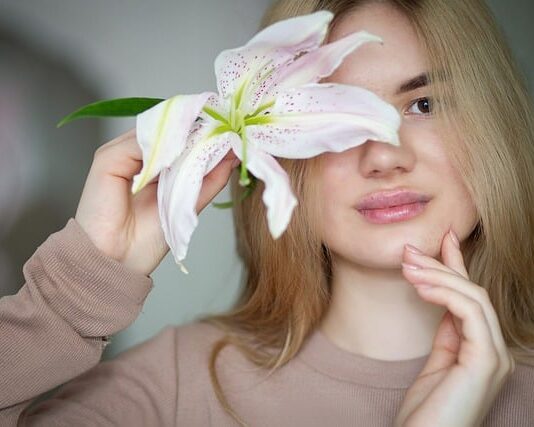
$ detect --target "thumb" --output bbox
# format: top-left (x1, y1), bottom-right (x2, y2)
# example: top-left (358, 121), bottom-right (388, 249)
top-left (195, 155), bottom-right (239, 214)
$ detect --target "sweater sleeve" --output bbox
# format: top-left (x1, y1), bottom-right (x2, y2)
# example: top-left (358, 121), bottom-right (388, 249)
top-left (0, 218), bottom-right (155, 424)
top-left (19, 325), bottom-right (178, 427)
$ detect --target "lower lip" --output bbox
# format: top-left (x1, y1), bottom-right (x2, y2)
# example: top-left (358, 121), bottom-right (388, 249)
top-left (357, 201), bottom-right (429, 224)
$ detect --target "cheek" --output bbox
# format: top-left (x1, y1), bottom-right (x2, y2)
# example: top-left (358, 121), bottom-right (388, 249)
top-left (414, 146), bottom-right (479, 248)
top-left (318, 155), bottom-right (350, 202)
top-left (433, 142), bottom-right (478, 215)
top-left (317, 163), bottom-right (353, 240)
top-left (447, 170), bottom-right (479, 228)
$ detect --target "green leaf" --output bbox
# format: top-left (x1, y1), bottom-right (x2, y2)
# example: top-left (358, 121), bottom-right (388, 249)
top-left (57, 97), bottom-right (165, 128)
top-left (211, 200), bottom-right (235, 209)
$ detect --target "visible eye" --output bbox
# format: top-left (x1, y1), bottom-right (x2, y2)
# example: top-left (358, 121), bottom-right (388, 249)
top-left (406, 97), bottom-right (434, 116)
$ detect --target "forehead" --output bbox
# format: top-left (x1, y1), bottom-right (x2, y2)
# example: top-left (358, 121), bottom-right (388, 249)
top-left (324, 3), bottom-right (429, 98)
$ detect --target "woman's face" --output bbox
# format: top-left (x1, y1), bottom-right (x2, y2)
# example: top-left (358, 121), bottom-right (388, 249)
top-left (318, 2), bottom-right (479, 268)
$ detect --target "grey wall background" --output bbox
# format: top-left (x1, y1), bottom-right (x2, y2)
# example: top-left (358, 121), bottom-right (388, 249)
top-left (0, 0), bottom-right (273, 360)
top-left (0, 0), bottom-right (532, 361)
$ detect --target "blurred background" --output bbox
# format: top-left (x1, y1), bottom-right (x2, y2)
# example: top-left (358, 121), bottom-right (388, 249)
top-left (0, 0), bottom-right (533, 362)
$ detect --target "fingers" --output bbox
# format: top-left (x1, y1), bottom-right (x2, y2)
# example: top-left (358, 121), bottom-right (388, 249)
top-left (95, 128), bottom-right (140, 160)
top-left (415, 282), bottom-right (513, 379)
top-left (404, 259), bottom-right (509, 361)
top-left (403, 256), bottom-right (478, 305)
top-left (221, 148), bottom-right (239, 162)
top-left (100, 127), bottom-right (137, 149)
top-left (404, 230), bottom-right (468, 280)
top-left (441, 229), bottom-right (470, 278)
top-left (195, 154), bottom-right (240, 213)
top-left (404, 245), bottom-right (465, 279)
top-left (92, 129), bottom-right (145, 184)
top-left (402, 229), bottom-right (514, 377)
top-left (403, 267), bottom-right (496, 353)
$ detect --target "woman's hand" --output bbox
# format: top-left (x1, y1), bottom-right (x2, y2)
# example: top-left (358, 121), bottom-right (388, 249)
top-left (75, 128), bottom-right (240, 277)
top-left (394, 228), bottom-right (516, 427)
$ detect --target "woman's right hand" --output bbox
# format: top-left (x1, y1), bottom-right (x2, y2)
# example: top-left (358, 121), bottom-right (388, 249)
top-left (74, 128), bottom-right (240, 277)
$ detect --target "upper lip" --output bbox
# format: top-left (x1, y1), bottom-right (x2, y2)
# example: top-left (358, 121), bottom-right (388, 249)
top-left (355, 188), bottom-right (432, 210)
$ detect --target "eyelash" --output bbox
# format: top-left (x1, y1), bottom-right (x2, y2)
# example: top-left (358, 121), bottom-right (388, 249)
top-left (405, 96), bottom-right (434, 117)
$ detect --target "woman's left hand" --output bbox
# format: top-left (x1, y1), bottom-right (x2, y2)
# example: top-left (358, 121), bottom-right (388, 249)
top-left (394, 228), bottom-right (516, 427)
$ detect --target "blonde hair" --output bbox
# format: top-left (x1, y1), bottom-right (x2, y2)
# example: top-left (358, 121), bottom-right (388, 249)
top-left (197, 0), bottom-right (534, 424)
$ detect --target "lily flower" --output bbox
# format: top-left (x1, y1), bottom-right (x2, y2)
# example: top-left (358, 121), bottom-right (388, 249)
top-left (131, 10), bottom-right (401, 274)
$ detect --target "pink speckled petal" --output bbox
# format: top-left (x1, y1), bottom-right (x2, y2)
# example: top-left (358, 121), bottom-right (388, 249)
top-left (247, 30), bottom-right (382, 111)
top-left (230, 138), bottom-right (298, 239)
top-left (132, 91), bottom-right (216, 194)
top-left (245, 82), bottom-right (401, 159)
top-left (202, 92), bottom-right (230, 119)
top-left (157, 119), bottom-right (237, 269)
top-left (214, 11), bottom-right (333, 107)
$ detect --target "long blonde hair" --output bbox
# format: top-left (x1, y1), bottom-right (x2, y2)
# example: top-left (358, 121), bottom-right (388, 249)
top-left (197, 0), bottom-right (534, 424)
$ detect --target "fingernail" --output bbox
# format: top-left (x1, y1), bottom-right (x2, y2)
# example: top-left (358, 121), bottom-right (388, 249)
top-left (402, 262), bottom-right (421, 270)
top-left (405, 244), bottom-right (423, 254)
top-left (231, 159), bottom-right (240, 168)
top-left (449, 228), bottom-right (460, 248)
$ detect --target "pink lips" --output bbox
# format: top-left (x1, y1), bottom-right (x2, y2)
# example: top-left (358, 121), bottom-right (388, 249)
top-left (355, 189), bottom-right (431, 210)
top-left (355, 189), bottom-right (432, 224)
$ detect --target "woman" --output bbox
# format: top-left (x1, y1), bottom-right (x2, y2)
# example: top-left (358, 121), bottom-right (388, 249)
top-left (1, 0), bottom-right (533, 425)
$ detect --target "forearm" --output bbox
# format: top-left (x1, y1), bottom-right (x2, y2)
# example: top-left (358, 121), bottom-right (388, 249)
top-left (0, 218), bottom-right (153, 423)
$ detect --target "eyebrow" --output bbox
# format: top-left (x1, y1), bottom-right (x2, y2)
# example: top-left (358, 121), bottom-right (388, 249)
top-left (395, 72), bottom-right (430, 95)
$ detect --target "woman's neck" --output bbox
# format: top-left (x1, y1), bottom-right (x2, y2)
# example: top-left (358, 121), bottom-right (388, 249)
top-left (319, 256), bottom-right (446, 361)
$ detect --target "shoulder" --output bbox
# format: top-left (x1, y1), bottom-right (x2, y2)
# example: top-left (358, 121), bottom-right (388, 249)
top-left (506, 362), bottom-right (534, 392)
top-left (172, 320), bottom-right (271, 375)
top-left (174, 320), bottom-right (228, 354)
top-left (486, 362), bottom-right (534, 424)
top-left (172, 320), bottom-right (235, 373)
top-left (172, 321), bottom-right (245, 403)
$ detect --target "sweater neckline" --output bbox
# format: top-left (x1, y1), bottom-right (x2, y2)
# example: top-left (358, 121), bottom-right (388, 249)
top-left (296, 327), bottom-right (431, 389)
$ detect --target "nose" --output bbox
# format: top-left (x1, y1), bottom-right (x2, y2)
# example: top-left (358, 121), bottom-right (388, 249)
top-left (358, 138), bottom-right (414, 178)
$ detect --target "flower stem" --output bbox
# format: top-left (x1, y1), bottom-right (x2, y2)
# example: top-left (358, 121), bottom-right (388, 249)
top-left (238, 130), bottom-right (250, 186)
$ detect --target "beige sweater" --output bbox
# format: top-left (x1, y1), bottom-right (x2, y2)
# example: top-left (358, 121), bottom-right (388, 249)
top-left (1, 218), bottom-right (533, 426)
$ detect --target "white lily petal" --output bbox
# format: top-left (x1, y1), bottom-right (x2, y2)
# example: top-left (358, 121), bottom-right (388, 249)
top-left (245, 82), bottom-right (401, 159)
top-left (157, 119), bottom-right (238, 269)
top-left (214, 11), bottom-right (333, 104)
top-left (246, 10), bottom-right (332, 48)
top-left (132, 91), bottom-right (216, 195)
top-left (247, 30), bottom-right (383, 111)
top-left (230, 138), bottom-right (298, 239)
top-left (201, 93), bottom-right (230, 122)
